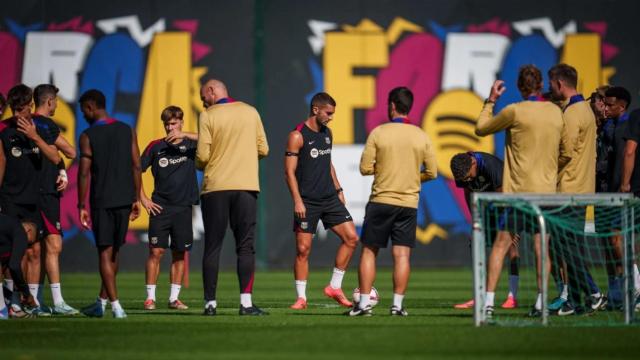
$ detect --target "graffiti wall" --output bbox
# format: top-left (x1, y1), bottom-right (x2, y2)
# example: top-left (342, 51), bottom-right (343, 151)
top-left (2, 0), bottom-right (639, 270)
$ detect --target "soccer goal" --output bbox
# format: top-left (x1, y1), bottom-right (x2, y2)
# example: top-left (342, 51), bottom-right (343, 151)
top-left (472, 193), bottom-right (639, 326)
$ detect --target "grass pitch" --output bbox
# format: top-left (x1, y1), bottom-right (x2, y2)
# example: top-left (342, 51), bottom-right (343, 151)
top-left (1, 268), bottom-right (640, 359)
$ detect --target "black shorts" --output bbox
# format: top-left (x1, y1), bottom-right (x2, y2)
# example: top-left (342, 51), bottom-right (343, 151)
top-left (91, 205), bottom-right (131, 248)
top-left (0, 200), bottom-right (42, 238)
top-left (39, 194), bottom-right (62, 237)
top-left (293, 196), bottom-right (352, 234)
top-left (148, 205), bottom-right (193, 251)
top-left (360, 202), bottom-right (417, 248)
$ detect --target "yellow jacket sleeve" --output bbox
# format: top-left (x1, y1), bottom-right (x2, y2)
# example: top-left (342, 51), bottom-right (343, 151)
top-left (475, 103), bottom-right (516, 136)
top-left (196, 111), bottom-right (211, 170)
top-left (360, 130), bottom-right (377, 175)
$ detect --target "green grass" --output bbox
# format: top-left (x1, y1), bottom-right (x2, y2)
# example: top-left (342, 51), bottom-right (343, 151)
top-left (1, 269), bottom-right (640, 359)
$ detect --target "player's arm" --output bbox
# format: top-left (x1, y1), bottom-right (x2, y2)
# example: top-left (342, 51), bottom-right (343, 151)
top-left (54, 134), bottom-right (76, 159)
top-left (330, 163), bottom-right (346, 205)
top-left (621, 139), bottom-right (637, 192)
top-left (285, 131), bottom-right (305, 219)
top-left (130, 128), bottom-right (142, 221)
top-left (475, 80), bottom-right (514, 137)
top-left (16, 116), bottom-right (61, 164)
top-left (196, 112), bottom-right (211, 170)
top-left (256, 114), bottom-right (269, 159)
top-left (0, 139), bottom-right (5, 188)
top-left (139, 142), bottom-right (163, 216)
top-left (360, 130), bottom-right (377, 175)
top-left (78, 133), bottom-right (92, 230)
top-left (165, 130), bottom-right (198, 142)
top-left (558, 117), bottom-right (576, 170)
top-left (421, 136), bottom-right (438, 182)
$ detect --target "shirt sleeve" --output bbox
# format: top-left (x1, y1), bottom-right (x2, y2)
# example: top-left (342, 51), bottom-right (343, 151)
top-left (196, 111), bottom-right (212, 170)
top-left (485, 155), bottom-right (503, 189)
top-left (421, 134), bottom-right (438, 182)
top-left (37, 118), bottom-right (60, 145)
top-left (256, 112), bottom-right (269, 158)
top-left (624, 110), bottom-right (640, 143)
top-left (359, 130), bottom-right (377, 175)
top-left (140, 142), bottom-right (154, 172)
top-left (475, 103), bottom-right (516, 136)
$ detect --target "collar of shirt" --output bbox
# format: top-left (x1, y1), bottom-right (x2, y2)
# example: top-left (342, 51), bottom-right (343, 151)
top-left (469, 151), bottom-right (485, 176)
top-left (390, 117), bottom-right (410, 124)
top-left (526, 95), bottom-right (545, 102)
top-left (563, 94), bottom-right (585, 112)
top-left (91, 118), bottom-right (116, 127)
top-left (215, 97), bottom-right (235, 104)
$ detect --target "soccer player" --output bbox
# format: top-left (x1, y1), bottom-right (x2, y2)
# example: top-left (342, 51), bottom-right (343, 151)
top-left (140, 106), bottom-right (198, 311)
top-left (592, 86), bottom-right (612, 193)
top-left (450, 152), bottom-right (520, 310)
top-left (77, 89), bottom-right (142, 319)
top-left (284, 92), bottom-right (359, 310)
top-left (30, 84), bottom-right (78, 315)
top-left (475, 65), bottom-right (570, 317)
top-left (0, 214), bottom-right (38, 319)
top-left (349, 87), bottom-right (437, 316)
top-left (547, 64), bottom-right (605, 315)
top-left (0, 84), bottom-right (61, 317)
top-left (599, 86), bottom-right (633, 309)
top-left (197, 79), bottom-right (269, 316)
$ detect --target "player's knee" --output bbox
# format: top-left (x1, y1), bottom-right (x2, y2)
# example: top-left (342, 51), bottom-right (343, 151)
top-left (343, 232), bottom-right (358, 249)
top-left (150, 248), bottom-right (165, 260)
top-left (46, 239), bottom-right (62, 255)
top-left (296, 244), bottom-right (311, 258)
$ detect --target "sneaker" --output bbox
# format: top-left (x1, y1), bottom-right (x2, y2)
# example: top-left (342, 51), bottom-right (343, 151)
top-left (9, 306), bottom-right (32, 319)
top-left (239, 305), bottom-right (268, 316)
top-left (548, 297), bottom-right (567, 312)
top-left (558, 302), bottom-right (576, 316)
top-left (52, 302), bottom-right (79, 315)
top-left (112, 308), bottom-right (127, 319)
top-left (485, 305), bottom-right (495, 319)
top-left (501, 295), bottom-right (518, 309)
top-left (454, 299), bottom-right (474, 309)
top-left (168, 299), bottom-right (189, 310)
top-left (31, 306), bottom-right (52, 317)
top-left (389, 305), bottom-right (408, 316)
top-left (345, 304), bottom-right (373, 316)
top-left (323, 285), bottom-right (352, 307)
top-left (0, 307), bottom-right (8, 320)
top-left (587, 294), bottom-right (605, 311)
top-left (80, 299), bottom-right (104, 318)
top-left (203, 305), bottom-right (217, 316)
top-left (290, 297), bottom-right (307, 310)
top-left (526, 306), bottom-right (547, 318)
top-left (144, 299), bottom-right (156, 310)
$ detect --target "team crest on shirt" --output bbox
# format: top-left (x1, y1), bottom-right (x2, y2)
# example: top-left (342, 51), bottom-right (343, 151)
top-left (179, 145), bottom-right (187, 153)
top-left (56, 222), bottom-right (61, 230)
top-left (11, 147), bottom-right (22, 157)
top-left (150, 237), bottom-right (158, 245)
top-left (325, 137), bottom-right (330, 144)
top-left (158, 158), bottom-right (169, 167)
top-left (310, 148), bottom-right (319, 158)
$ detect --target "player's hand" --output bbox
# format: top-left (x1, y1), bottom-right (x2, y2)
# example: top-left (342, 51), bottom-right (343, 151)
top-left (294, 200), bottom-right (306, 219)
top-left (511, 233), bottom-right (521, 247)
top-left (338, 191), bottom-right (346, 205)
top-left (79, 208), bottom-right (91, 230)
top-left (141, 196), bottom-right (163, 216)
top-left (56, 170), bottom-right (69, 192)
top-left (165, 130), bottom-right (185, 143)
top-left (489, 80), bottom-right (506, 102)
top-left (16, 116), bottom-right (39, 140)
top-left (130, 202), bottom-right (141, 221)
top-left (620, 183), bottom-right (631, 193)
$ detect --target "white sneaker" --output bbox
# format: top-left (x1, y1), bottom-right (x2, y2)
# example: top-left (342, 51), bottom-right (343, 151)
top-left (112, 308), bottom-right (127, 319)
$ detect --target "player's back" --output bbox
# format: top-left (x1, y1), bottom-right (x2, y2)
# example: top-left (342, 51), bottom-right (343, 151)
top-left (83, 119), bottom-right (135, 209)
top-left (0, 118), bottom-right (43, 205)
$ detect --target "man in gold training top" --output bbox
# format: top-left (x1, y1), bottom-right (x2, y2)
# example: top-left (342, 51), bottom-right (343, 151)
top-left (348, 86), bottom-right (437, 317)
top-left (475, 65), bottom-right (571, 318)
top-left (547, 63), bottom-right (605, 316)
top-left (197, 79), bottom-right (269, 316)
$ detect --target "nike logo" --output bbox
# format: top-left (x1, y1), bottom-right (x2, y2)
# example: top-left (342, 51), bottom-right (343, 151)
top-left (308, 141), bottom-right (315, 145)
top-left (346, 216), bottom-right (351, 219)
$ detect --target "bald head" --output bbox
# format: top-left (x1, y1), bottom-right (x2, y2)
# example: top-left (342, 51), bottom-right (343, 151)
top-left (200, 79), bottom-right (229, 108)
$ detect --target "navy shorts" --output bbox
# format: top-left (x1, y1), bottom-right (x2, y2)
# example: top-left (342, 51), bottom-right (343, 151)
top-left (148, 205), bottom-right (193, 251)
top-left (293, 196), bottom-right (352, 234)
top-left (360, 202), bottom-right (417, 248)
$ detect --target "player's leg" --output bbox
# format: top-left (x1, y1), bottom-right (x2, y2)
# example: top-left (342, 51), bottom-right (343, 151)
top-left (25, 239), bottom-right (41, 306)
top-left (201, 191), bottom-right (230, 315)
top-left (532, 232), bottom-right (551, 316)
top-left (356, 244), bottom-right (378, 314)
top-left (501, 237), bottom-right (519, 309)
top-left (291, 232), bottom-right (313, 309)
top-left (391, 245), bottom-right (411, 316)
top-left (229, 191), bottom-right (265, 315)
top-left (167, 206), bottom-right (192, 310)
top-left (144, 247), bottom-right (165, 309)
top-left (167, 250), bottom-right (188, 309)
top-left (486, 231), bottom-right (513, 312)
top-left (323, 204), bottom-right (358, 307)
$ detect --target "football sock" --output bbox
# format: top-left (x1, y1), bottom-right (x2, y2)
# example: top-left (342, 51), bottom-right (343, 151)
top-left (508, 275), bottom-right (519, 299)
top-left (486, 292), bottom-right (495, 307)
top-left (205, 300), bottom-right (217, 309)
top-left (329, 268), bottom-right (345, 289)
top-left (535, 293), bottom-right (542, 310)
top-left (99, 297), bottom-right (108, 311)
top-left (4, 279), bottom-right (13, 292)
top-left (169, 284), bottom-right (181, 302)
top-left (295, 280), bottom-right (307, 300)
top-left (560, 284), bottom-right (568, 301)
top-left (240, 293), bottom-right (252, 308)
top-left (146, 284), bottom-right (156, 301)
top-left (28, 284), bottom-right (40, 306)
top-left (50, 283), bottom-right (64, 306)
top-left (393, 293), bottom-right (404, 309)
top-left (359, 294), bottom-right (371, 310)
top-left (111, 300), bottom-right (123, 312)
top-left (634, 263), bottom-right (640, 291)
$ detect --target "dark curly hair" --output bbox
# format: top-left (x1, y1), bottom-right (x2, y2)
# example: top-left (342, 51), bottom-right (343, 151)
top-left (450, 153), bottom-right (473, 182)
top-left (517, 65), bottom-right (543, 97)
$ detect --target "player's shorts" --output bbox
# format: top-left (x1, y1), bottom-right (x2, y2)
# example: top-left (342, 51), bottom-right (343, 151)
top-left (39, 194), bottom-right (62, 237)
top-left (293, 195), bottom-right (352, 234)
top-left (0, 200), bottom-right (42, 240)
top-left (360, 202), bottom-right (417, 248)
top-left (91, 205), bottom-right (131, 249)
top-left (148, 205), bottom-right (193, 251)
